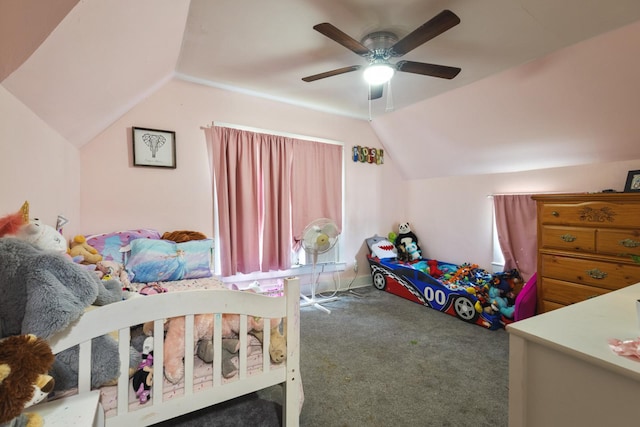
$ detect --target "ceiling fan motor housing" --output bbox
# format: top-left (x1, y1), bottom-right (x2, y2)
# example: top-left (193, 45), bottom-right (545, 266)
top-left (361, 31), bottom-right (398, 61)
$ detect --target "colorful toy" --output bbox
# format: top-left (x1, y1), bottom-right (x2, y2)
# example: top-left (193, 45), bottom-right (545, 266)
top-left (95, 260), bottom-right (132, 290)
top-left (404, 241), bottom-right (421, 261)
top-left (69, 235), bottom-right (103, 265)
top-left (0, 334), bottom-right (55, 427)
top-left (132, 337), bottom-right (154, 404)
top-left (488, 286), bottom-right (515, 318)
top-left (427, 259), bottom-right (443, 278)
top-left (486, 269), bottom-right (523, 319)
top-left (387, 231), bottom-right (397, 245)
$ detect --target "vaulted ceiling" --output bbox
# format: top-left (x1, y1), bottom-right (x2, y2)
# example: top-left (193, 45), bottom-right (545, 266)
top-left (3, 0), bottom-right (640, 179)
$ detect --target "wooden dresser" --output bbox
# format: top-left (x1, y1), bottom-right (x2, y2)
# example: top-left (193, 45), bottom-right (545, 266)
top-left (533, 192), bottom-right (640, 313)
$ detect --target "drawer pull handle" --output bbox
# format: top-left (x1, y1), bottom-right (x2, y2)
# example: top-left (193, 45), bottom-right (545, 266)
top-left (620, 238), bottom-right (640, 248)
top-left (551, 211), bottom-right (559, 217)
top-left (586, 268), bottom-right (607, 280)
top-left (560, 234), bottom-right (576, 242)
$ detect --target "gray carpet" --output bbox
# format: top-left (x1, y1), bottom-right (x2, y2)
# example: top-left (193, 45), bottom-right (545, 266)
top-left (161, 285), bottom-right (509, 426)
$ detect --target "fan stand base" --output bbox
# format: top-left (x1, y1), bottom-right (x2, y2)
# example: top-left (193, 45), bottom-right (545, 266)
top-left (300, 294), bottom-right (339, 314)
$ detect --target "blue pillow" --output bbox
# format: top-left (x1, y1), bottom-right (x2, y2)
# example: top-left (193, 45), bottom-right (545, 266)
top-left (125, 238), bottom-right (213, 283)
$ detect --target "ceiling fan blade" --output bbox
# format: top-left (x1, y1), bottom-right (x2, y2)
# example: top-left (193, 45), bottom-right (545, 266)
top-left (313, 23), bottom-right (371, 56)
top-left (302, 65), bottom-right (362, 82)
top-left (390, 10), bottom-right (461, 57)
top-left (396, 60), bottom-right (461, 79)
top-left (368, 84), bottom-right (383, 100)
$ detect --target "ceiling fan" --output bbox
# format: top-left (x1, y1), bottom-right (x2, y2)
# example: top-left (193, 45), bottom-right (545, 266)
top-left (302, 9), bottom-right (462, 101)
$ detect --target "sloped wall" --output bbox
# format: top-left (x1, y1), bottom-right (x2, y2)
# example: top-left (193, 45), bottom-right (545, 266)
top-left (0, 85), bottom-right (81, 236)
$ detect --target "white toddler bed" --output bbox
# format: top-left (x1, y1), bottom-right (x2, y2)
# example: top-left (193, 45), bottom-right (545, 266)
top-left (44, 276), bottom-right (302, 426)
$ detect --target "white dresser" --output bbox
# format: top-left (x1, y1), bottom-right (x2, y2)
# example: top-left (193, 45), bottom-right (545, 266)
top-left (507, 282), bottom-right (640, 427)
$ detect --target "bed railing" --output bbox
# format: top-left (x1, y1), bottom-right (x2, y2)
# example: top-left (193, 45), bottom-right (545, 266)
top-left (46, 276), bottom-right (301, 426)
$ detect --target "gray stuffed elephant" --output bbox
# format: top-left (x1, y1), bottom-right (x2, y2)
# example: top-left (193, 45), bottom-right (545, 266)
top-left (0, 237), bottom-right (139, 391)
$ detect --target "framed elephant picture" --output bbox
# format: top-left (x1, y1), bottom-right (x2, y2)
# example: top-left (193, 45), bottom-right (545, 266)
top-left (132, 127), bottom-right (176, 169)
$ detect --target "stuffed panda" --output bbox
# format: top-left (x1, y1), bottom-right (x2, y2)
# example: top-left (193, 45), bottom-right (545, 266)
top-left (397, 222), bottom-right (422, 260)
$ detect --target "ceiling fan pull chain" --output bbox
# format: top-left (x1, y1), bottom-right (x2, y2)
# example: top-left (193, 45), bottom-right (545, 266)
top-left (368, 89), bottom-right (372, 121)
top-left (386, 80), bottom-right (394, 112)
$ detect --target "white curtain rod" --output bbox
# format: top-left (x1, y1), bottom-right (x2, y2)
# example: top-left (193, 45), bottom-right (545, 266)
top-left (208, 121), bottom-right (344, 146)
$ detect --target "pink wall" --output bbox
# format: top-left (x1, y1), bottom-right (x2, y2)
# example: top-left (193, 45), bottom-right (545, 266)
top-left (0, 86), bottom-right (81, 236)
top-left (6, 71), bottom-right (636, 284)
top-left (80, 78), bottom-right (403, 281)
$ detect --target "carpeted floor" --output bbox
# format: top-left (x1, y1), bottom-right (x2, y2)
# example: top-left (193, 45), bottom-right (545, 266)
top-left (162, 285), bottom-right (510, 426)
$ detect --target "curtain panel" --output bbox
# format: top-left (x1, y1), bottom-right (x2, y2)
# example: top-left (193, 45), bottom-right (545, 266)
top-left (205, 126), bottom-right (342, 276)
top-left (493, 194), bottom-right (537, 282)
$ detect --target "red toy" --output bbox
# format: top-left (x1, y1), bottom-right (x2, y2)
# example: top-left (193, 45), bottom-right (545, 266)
top-left (427, 259), bottom-right (443, 278)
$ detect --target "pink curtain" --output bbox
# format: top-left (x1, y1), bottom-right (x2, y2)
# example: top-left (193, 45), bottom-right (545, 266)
top-left (260, 135), bottom-right (293, 272)
top-left (206, 127), bottom-right (261, 275)
top-left (205, 126), bottom-right (341, 276)
top-left (291, 140), bottom-right (343, 249)
top-left (493, 194), bottom-right (537, 282)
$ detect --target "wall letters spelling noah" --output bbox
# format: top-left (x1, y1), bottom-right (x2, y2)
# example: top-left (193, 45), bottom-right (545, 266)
top-left (352, 146), bottom-right (384, 165)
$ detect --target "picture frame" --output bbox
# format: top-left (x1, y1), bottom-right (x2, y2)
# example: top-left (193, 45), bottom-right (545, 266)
top-left (132, 127), bottom-right (176, 169)
top-left (624, 170), bottom-right (640, 192)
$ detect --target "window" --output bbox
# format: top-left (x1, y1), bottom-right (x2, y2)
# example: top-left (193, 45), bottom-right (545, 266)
top-left (205, 123), bottom-right (343, 276)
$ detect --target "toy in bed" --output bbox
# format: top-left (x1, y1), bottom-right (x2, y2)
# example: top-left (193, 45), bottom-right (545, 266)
top-left (0, 201), bottom-right (67, 254)
top-left (156, 312), bottom-right (285, 384)
top-left (132, 337), bottom-right (154, 404)
top-left (42, 277), bottom-right (303, 426)
top-left (69, 235), bottom-right (103, 264)
top-left (396, 222), bottom-right (422, 261)
top-left (0, 237), bottom-right (139, 392)
top-left (366, 235), bottom-right (520, 330)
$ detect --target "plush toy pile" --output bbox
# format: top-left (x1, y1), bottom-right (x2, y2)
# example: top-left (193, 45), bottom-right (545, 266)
top-left (392, 222), bottom-right (423, 262)
top-left (144, 314), bottom-right (286, 384)
top-left (473, 269), bottom-right (523, 320)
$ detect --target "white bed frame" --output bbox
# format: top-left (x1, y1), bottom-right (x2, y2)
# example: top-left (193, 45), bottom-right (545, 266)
top-left (44, 277), bottom-right (301, 426)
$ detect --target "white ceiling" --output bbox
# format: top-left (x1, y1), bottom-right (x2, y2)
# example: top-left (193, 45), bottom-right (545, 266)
top-left (3, 0), bottom-right (640, 179)
top-left (178, 0), bottom-right (640, 120)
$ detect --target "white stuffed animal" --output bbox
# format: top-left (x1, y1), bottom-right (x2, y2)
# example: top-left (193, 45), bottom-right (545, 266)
top-left (0, 201), bottom-right (67, 254)
top-left (17, 218), bottom-right (67, 253)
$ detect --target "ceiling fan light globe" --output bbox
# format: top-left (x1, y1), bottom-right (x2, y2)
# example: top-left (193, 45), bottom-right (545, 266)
top-left (363, 64), bottom-right (394, 85)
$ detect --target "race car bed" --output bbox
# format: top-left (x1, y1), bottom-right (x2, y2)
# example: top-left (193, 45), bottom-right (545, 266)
top-left (366, 236), bottom-right (522, 330)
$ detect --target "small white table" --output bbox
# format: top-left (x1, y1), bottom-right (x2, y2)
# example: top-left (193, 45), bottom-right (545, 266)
top-left (507, 283), bottom-right (640, 427)
top-left (23, 390), bottom-right (104, 427)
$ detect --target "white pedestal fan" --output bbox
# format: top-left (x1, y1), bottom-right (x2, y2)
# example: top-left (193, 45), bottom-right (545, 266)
top-left (299, 218), bottom-right (340, 314)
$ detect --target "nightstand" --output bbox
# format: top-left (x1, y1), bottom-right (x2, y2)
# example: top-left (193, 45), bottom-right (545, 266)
top-left (23, 390), bottom-right (104, 427)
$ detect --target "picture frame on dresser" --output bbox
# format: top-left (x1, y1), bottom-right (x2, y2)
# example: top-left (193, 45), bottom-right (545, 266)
top-left (132, 127), bottom-right (176, 169)
top-left (624, 170), bottom-right (640, 192)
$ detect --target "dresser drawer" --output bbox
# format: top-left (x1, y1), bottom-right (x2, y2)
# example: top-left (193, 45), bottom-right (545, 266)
top-left (540, 226), bottom-right (595, 252)
top-left (538, 299), bottom-right (565, 313)
top-left (539, 277), bottom-right (609, 306)
top-left (540, 254), bottom-right (640, 291)
top-left (540, 201), bottom-right (640, 228)
top-left (597, 228), bottom-right (640, 258)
